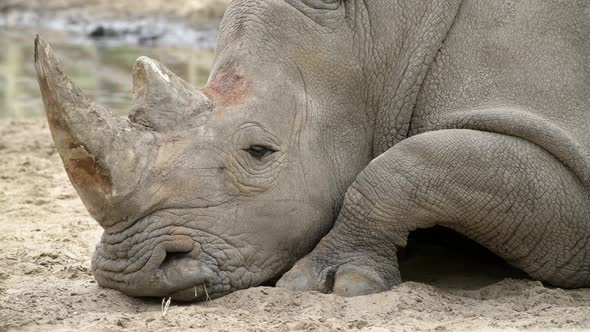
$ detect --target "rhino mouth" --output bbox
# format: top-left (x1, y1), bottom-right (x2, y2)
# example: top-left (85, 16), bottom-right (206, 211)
top-left (90, 208), bottom-right (274, 301)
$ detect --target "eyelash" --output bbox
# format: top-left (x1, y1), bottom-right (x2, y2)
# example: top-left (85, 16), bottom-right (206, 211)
top-left (243, 145), bottom-right (277, 159)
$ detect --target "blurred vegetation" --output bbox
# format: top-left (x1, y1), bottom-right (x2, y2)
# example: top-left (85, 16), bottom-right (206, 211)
top-left (0, 0), bottom-right (230, 23)
top-left (0, 0), bottom-right (225, 118)
top-left (0, 29), bottom-right (214, 118)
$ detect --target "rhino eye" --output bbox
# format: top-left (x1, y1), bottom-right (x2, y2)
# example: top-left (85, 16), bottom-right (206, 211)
top-left (244, 145), bottom-right (276, 159)
top-left (301, 0), bottom-right (340, 10)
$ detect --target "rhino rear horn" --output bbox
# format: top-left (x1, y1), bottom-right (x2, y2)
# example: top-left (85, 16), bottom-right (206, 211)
top-left (129, 56), bottom-right (212, 131)
top-left (34, 36), bottom-right (150, 227)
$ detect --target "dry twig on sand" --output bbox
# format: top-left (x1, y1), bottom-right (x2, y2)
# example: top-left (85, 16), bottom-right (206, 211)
top-left (203, 283), bottom-right (211, 301)
top-left (161, 297), bottom-right (172, 317)
top-left (195, 284), bottom-right (212, 301)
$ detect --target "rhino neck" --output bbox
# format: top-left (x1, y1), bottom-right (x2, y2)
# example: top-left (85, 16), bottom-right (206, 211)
top-left (312, 0), bottom-right (463, 196)
top-left (366, 0), bottom-right (462, 156)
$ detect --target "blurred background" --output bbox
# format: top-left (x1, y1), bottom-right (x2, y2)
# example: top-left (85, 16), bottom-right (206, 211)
top-left (0, 0), bottom-right (229, 118)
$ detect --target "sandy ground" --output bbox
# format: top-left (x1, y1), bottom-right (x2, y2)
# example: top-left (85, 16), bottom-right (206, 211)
top-left (1, 120), bottom-right (590, 331)
top-left (2, 1), bottom-right (590, 331)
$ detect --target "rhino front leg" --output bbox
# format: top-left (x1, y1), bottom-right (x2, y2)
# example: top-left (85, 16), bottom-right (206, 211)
top-left (278, 129), bottom-right (590, 296)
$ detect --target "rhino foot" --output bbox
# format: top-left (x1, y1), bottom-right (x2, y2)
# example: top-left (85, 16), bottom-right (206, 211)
top-left (277, 237), bottom-right (401, 297)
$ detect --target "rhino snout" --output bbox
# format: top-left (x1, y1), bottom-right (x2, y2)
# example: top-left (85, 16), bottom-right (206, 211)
top-left (92, 233), bottom-right (221, 301)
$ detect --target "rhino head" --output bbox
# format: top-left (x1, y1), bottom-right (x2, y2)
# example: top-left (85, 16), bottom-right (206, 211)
top-left (35, 0), bottom-right (433, 300)
top-left (34, 2), bottom-right (377, 301)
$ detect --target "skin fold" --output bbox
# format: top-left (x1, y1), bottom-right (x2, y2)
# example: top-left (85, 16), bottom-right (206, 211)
top-left (35, 0), bottom-right (590, 300)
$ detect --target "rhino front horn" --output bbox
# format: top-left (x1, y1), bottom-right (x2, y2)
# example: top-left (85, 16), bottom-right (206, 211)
top-left (34, 36), bottom-right (152, 227)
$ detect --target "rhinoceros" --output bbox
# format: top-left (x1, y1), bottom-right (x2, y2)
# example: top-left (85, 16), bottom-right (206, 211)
top-left (35, 0), bottom-right (590, 301)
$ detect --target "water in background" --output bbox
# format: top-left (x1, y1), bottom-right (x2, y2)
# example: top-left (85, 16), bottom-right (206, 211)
top-left (0, 28), bottom-right (215, 118)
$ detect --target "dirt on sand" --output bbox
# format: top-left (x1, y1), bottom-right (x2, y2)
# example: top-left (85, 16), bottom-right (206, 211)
top-left (0, 120), bottom-right (590, 331)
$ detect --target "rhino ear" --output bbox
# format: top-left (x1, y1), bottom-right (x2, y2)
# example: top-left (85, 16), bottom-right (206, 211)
top-left (130, 56), bottom-right (212, 131)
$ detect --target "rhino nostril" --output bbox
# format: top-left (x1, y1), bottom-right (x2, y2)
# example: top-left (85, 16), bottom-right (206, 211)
top-left (158, 246), bottom-right (203, 276)
top-left (153, 237), bottom-right (202, 270)
top-left (155, 246), bottom-right (212, 293)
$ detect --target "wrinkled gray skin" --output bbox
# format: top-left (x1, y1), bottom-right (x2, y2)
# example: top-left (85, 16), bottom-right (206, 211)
top-left (35, 0), bottom-right (590, 301)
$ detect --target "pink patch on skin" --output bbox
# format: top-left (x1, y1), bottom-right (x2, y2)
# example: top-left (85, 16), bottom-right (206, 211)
top-left (203, 63), bottom-right (252, 109)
